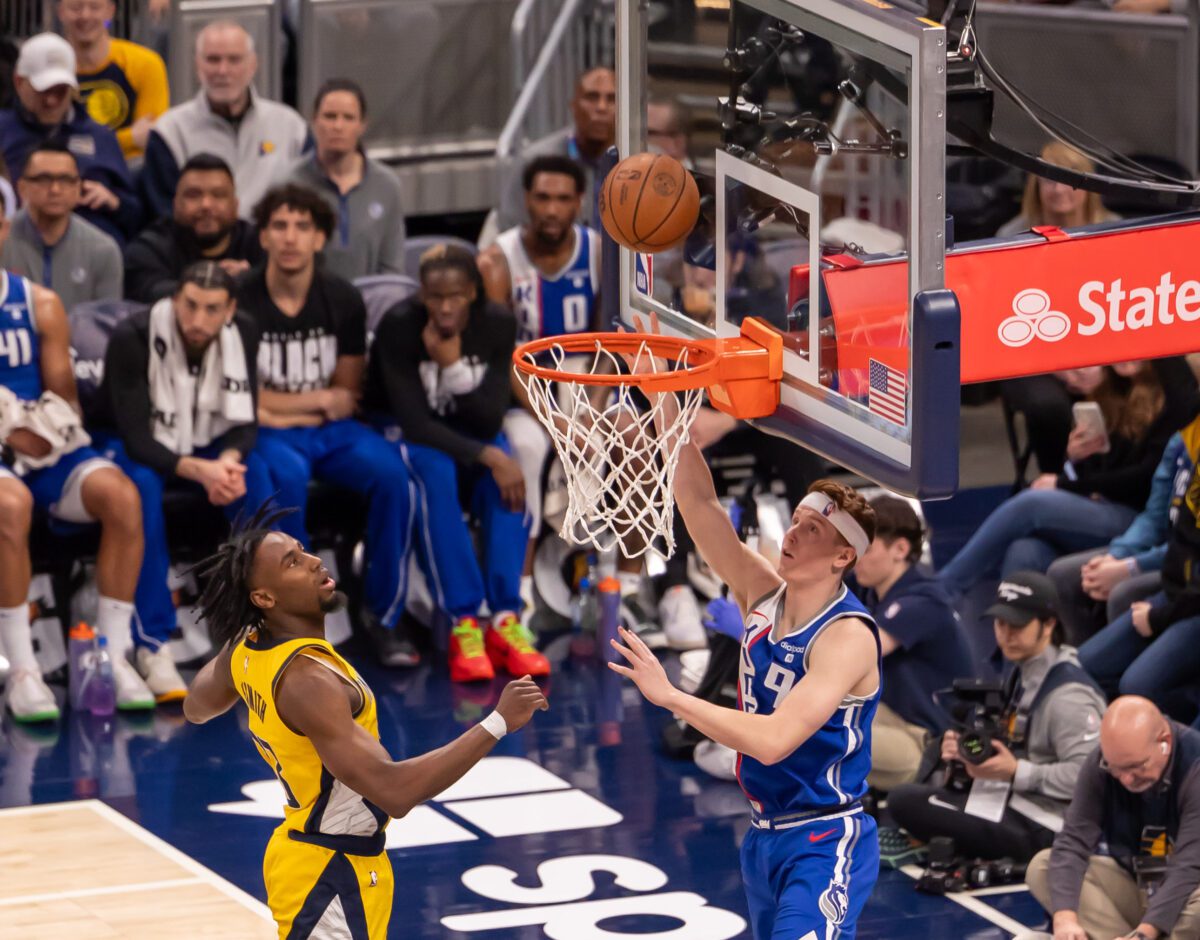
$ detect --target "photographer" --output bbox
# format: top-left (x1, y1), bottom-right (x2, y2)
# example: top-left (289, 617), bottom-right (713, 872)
top-left (1024, 697), bottom-right (1200, 940)
top-left (889, 572), bottom-right (1107, 861)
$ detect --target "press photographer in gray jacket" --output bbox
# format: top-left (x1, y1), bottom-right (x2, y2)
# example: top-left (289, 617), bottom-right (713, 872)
top-left (889, 572), bottom-right (1108, 861)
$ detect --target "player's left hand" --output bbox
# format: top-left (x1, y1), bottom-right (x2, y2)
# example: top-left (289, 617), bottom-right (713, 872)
top-left (963, 739), bottom-right (1018, 782)
top-left (609, 625), bottom-right (676, 708)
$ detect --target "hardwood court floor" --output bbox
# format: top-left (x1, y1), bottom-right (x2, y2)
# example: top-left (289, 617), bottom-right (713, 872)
top-left (0, 800), bottom-right (274, 939)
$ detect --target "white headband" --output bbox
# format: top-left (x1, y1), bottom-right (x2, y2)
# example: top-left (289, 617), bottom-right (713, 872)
top-left (799, 492), bottom-right (870, 557)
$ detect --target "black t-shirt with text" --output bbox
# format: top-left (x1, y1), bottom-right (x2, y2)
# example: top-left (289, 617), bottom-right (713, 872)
top-left (237, 265), bottom-right (367, 393)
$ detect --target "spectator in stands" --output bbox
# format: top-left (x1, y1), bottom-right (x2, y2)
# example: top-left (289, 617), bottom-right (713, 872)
top-left (496, 66), bottom-right (616, 231)
top-left (1023, 697), bottom-right (1200, 940)
top-left (367, 244), bottom-right (549, 682)
top-left (647, 93), bottom-right (691, 167)
top-left (289, 78), bottom-right (405, 281)
top-left (0, 151), bottom-right (14, 219)
top-left (0, 33), bottom-right (142, 246)
top-left (850, 496), bottom-right (975, 791)
top-left (0, 218), bottom-right (151, 720)
top-left (125, 153), bottom-right (263, 304)
top-left (1, 142), bottom-right (122, 308)
top-left (91, 262), bottom-right (271, 702)
top-left (938, 359), bottom-right (1199, 599)
top-left (1048, 426), bottom-right (1194, 644)
top-left (997, 142), bottom-right (1119, 238)
top-left (998, 146), bottom-right (1122, 478)
top-left (140, 21), bottom-right (308, 223)
top-left (58, 0), bottom-right (169, 162)
top-left (237, 183), bottom-right (415, 666)
top-left (889, 573), bottom-right (1106, 862)
top-left (1078, 426), bottom-right (1200, 716)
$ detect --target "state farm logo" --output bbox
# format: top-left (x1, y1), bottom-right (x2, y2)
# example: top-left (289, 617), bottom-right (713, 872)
top-left (997, 276), bottom-right (1200, 348)
top-left (997, 289), bottom-right (1070, 347)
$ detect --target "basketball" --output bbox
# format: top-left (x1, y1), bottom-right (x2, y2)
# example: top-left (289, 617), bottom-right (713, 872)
top-left (599, 152), bottom-right (700, 253)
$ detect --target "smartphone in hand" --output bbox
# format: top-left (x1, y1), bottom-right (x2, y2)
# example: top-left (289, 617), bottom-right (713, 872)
top-left (1071, 401), bottom-right (1111, 454)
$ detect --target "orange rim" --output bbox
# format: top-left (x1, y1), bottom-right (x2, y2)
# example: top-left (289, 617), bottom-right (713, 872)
top-left (511, 318), bottom-right (784, 419)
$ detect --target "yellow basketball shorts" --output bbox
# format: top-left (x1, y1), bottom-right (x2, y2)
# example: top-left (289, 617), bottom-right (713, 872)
top-left (262, 828), bottom-right (393, 939)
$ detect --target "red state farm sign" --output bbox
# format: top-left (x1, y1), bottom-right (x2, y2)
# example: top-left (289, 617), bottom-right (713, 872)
top-left (817, 218), bottom-right (1200, 384)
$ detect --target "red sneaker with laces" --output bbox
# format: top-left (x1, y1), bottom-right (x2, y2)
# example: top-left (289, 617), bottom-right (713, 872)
top-left (448, 616), bottom-right (494, 683)
top-left (486, 612), bottom-right (551, 677)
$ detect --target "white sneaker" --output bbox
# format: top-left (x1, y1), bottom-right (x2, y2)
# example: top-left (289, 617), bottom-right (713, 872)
top-left (136, 646), bottom-right (187, 703)
top-left (5, 668), bottom-right (60, 723)
top-left (112, 654), bottom-right (156, 711)
top-left (678, 649), bottom-right (711, 695)
top-left (694, 739), bottom-right (738, 781)
top-left (659, 585), bottom-right (708, 651)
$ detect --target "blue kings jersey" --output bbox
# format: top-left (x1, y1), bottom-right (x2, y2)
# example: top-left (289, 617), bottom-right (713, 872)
top-left (0, 270), bottom-right (41, 401)
top-left (495, 224), bottom-right (601, 343)
top-left (737, 582), bottom-right (881, 817)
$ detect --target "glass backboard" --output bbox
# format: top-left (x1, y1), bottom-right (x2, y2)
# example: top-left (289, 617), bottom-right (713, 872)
top-left (615, 0), bottom-right (960, 497)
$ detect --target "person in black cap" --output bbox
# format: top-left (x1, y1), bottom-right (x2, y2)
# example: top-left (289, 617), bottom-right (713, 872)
top-left (888, 571), bottom-right (1107, 862)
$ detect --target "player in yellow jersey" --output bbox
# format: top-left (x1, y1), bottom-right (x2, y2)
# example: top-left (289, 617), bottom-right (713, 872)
top-left (183, 507), bottom-right (549, 939)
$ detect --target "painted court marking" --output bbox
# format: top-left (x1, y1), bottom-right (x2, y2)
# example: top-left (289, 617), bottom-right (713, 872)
top-left (900, 863), bottom-right (1030, 936)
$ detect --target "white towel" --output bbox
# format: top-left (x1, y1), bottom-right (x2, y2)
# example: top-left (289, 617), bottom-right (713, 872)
top-left (147, 297), bottom-right (254, 455)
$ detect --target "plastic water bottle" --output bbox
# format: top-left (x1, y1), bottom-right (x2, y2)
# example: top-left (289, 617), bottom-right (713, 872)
top-left (83, 636), bottom-right (116, 717)
top-left (68, 622), bottom-right (95, 711)
top-left (596, 576), bottom-right (621, 662)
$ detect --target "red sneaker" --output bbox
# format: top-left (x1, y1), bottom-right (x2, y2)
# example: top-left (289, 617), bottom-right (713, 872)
top-left (448, 616), bottom-right (494, 683)
top-left (486, 612), bottom-right (551, 677)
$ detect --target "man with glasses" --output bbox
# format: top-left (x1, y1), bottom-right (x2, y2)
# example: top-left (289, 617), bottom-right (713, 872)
top-left (889, 572), bottom-right (1107, 862)
top-left (0, 33), bottom-right (141, 247)
top-left (0, 141), bottom-right (122, 308)
top-left (1021, 696), bottom-right (1200, 940)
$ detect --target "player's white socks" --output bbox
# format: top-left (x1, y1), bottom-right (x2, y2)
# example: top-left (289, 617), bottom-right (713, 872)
top-left (96, 596), bottom-right (136, 661)
top-left (0, 604), bottom-right (38, 672)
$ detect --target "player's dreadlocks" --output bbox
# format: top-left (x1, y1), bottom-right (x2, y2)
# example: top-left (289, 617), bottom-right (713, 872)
top-left (191, 503), bottom-right (295, 648)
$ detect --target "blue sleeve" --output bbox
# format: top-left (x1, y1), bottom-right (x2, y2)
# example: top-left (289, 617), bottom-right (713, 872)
top-left (1131, 545), bottom-right (1168, 573)
top-left (875, 595), bottom-right (940, 650)
top-left (139, 131), bottom-right (180, 222)
top-left (1109, 434), bottom-right (1183, 559)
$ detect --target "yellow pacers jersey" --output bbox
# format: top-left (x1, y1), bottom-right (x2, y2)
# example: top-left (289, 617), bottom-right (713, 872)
top-left (231, 631), bottom-right (388, 848)
top-left (232, 631), bottom-right (393, 940)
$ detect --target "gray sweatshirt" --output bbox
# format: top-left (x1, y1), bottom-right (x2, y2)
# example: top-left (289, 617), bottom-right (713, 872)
top-left (1010, 645), bottom-right (1108, 822)
top-left (0, 209), bottom-right (122, 309)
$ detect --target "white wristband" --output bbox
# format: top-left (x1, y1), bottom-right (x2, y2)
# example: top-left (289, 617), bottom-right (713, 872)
top-left (480, 711), bottom-right (508, 740)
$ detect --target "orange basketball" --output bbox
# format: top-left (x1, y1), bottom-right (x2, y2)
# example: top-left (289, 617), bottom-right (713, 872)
top-left (599, 152), bottom-right (700, 253)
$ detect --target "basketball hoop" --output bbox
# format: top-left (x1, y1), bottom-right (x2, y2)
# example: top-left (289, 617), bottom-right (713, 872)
top-left (512, 318), bottom-right (782, 559)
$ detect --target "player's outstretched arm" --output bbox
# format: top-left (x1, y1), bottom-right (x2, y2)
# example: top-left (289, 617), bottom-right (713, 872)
top-left (626, 313), bottom-right (779, 608)
top-left (183, 643), bottom-right (240, 724)
top-left (277, 662), bottom-right (548, 819)
top-left (610, 619), bottom-right (876, 765)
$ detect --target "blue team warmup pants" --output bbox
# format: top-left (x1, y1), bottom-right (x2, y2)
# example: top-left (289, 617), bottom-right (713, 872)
top-left (94, 434), bottom-right (275, 649)
top-left (257, 420), bottom-right (414, 629)
top-left (396, 433), bottom-right (529, 619)
top-left (740, 810), bottom-right (878, 940)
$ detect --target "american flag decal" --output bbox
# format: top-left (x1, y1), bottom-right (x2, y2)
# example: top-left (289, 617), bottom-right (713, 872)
top-left (868, 358), bottom-right (907, 426)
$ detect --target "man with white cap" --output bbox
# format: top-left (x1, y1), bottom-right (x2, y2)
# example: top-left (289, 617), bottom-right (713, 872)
top-left (0, 32), bottom-right (141, 246)
top-left (608, 345), bottom-right (884, 940)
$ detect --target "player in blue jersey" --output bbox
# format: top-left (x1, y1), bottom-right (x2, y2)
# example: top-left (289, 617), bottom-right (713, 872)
top-left (0, 222), bottom-right (152, 721)
top-left (610, 319), bottom-right (882, 940)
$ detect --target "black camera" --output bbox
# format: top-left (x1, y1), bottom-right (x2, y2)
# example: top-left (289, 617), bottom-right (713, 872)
top-left (940, 678), bottom-right (1010, 766)
top-left (915, 837), bottom-right (966, 895)
top-left (964, 857), bottom-right (1026, 889)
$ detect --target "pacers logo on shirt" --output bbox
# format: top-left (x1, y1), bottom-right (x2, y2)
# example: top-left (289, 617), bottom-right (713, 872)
top-left (259, 140), bottom-right (276, 156)
top-left (81, 80), bottom-right (130, 130)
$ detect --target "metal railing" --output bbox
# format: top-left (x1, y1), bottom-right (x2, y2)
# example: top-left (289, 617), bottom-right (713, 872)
top-left (498, 0), bottom-right (602, 176)
top-left (974, 0), bottom-right (1200, 175)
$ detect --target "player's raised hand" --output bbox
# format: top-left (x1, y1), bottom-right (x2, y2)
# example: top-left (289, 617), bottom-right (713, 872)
top-left (495, 676), bottom-right (549, 731)
top-left (609, 626), bottom-right (677, 708)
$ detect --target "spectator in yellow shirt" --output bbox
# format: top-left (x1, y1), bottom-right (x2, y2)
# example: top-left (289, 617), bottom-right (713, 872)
top-left (59, 0), bottom-right (169, 161)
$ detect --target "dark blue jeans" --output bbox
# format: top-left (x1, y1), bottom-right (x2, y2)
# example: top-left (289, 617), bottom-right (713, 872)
top-left (1078, 590), bottom-right (1200, 711)
top-left (938, 489), bottom-right (1136, 598)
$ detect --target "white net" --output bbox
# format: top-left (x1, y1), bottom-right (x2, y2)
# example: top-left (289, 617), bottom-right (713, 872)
top-left (516, 339), bottom-right (706, 560)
